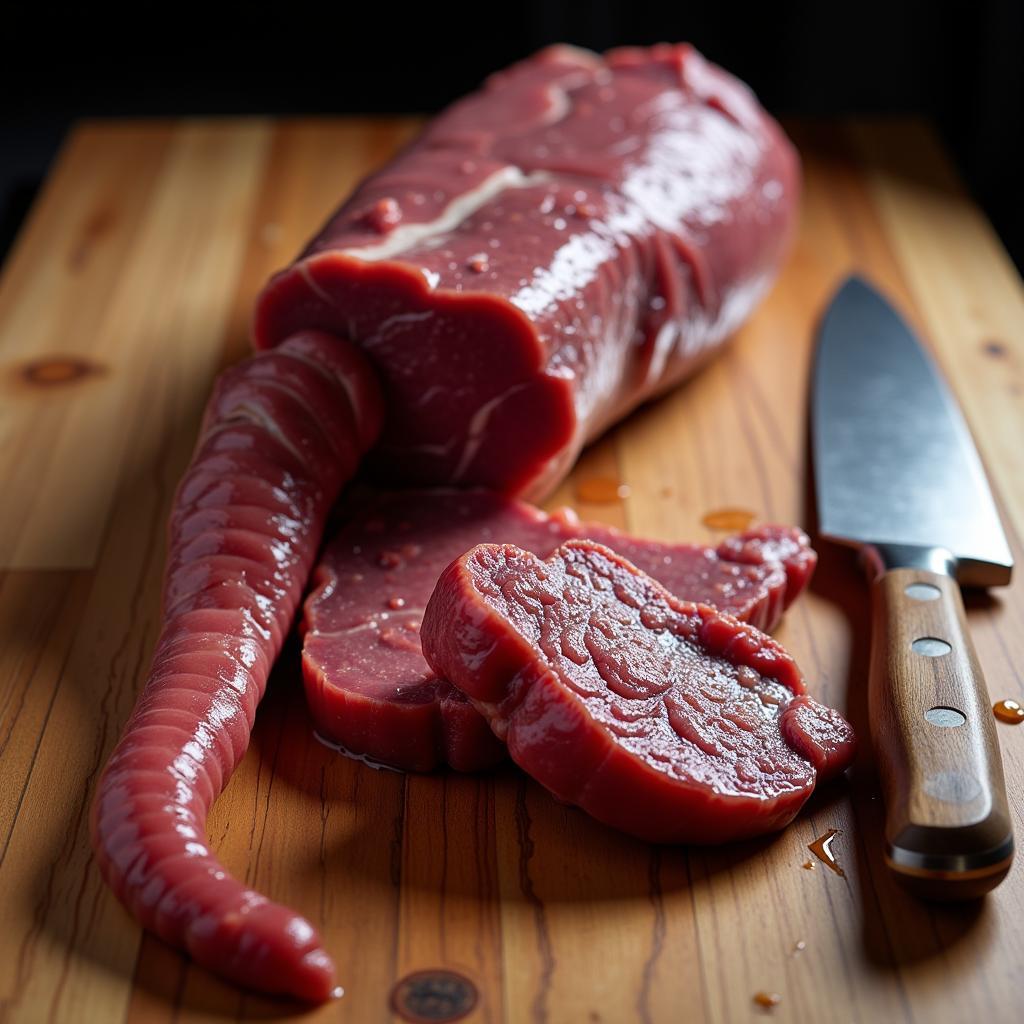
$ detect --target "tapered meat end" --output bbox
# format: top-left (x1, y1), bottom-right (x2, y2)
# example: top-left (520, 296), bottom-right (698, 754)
top-left (91, 332), bottom-right (383, 1001)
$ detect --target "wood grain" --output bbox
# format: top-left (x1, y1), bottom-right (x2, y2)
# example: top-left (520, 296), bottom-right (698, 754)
top-left (0, 116), bottom-right (1022, 1023)
top-left (0, 122), bottom-right (269, 569)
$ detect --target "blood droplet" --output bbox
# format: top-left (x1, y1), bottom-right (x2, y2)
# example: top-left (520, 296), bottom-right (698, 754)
top-left (808, 829), bottom-right (845, 877)
top-left (993, 699), bottom-right (1024, 724)
top-left (701, 507), bottom-right (756, 531)
top-left (753, 991), bottom-right (781, 1010)
top-left (575, 476), bottom-right (630, 504)
top-left (20, 357), bottom-right (105, 387)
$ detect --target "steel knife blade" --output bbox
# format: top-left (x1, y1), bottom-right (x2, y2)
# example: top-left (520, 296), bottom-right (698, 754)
top-left (814, 276), bottom-right (1012, 585)
top-left (812, 275), bottom-right (1014, 898)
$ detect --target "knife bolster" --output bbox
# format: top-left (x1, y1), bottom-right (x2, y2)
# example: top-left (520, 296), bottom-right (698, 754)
top-left (863, 543), bottom-right (957, 578)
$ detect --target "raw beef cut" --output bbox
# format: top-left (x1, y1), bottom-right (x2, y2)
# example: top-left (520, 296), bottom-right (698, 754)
top-left (255, 42), bottom-right (798, 498)
top-left (303, 489), bottom-right (816, 772)
top-left (91, 42), bottom-right (801, 1001)
top-left (422, 541), bottom-right (855, 843)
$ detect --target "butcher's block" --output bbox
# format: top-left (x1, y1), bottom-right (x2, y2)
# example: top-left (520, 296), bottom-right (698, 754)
top-left (1, 117), bottom-right (1023, 1024)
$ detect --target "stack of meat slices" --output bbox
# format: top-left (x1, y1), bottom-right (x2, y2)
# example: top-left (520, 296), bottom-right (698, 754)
top-left (303, 489), bottom-right (854, 841)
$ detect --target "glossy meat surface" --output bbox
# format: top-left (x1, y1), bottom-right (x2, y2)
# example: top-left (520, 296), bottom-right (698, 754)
top-left (421, 541), bottom-right (855, 843)
top-left (303, 489), bottom-right (815, 771)
top-left (255, 43), bottom-right (798, 497)
top-left (91, 332), bottom-right (382, 1000)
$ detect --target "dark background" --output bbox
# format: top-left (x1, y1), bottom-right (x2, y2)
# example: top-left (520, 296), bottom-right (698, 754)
top-left (2, 1), bottom-right (1021, 270)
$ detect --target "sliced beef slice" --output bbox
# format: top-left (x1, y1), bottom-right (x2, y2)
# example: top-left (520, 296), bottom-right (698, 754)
top-left (421, 540), bottom-right (854, 843)
top-left (302, 490), bottom-right (816, 772)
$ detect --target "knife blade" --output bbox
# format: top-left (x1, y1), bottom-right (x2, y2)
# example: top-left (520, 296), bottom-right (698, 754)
top-left (812, 275), bottom-right (1014, 898)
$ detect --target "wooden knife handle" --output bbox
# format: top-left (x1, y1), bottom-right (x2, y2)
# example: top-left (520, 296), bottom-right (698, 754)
top-left (868, 566), bottom-right (1014, 898)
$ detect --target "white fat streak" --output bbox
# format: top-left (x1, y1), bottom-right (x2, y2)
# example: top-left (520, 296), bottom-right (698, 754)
top-left (342, 167), bottom-right (552, 263)
top-left (452, 381), bottom-right (533, 481)
top-left (541, 85), bottom-right (572, 127)
top-left (298, 261), bottom-right (337, 306)
top-left (312, 608), bottom-right (426, 639)
top-left (646, 319), bottom-right (680, 387)
top-left (362, 310), bottom-right (435, 350)
top-left (204, 402), bottom-right (305, 468)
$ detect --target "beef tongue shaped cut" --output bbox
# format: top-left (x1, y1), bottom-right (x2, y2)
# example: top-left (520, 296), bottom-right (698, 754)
top-left (421, 539), bottom-right (855, 844)
top-left (302, 489), bottom-right (817, 773)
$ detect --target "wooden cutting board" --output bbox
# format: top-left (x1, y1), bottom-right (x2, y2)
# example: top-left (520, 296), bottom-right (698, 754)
top-left (1, 117), bottom-right (1023, 1024)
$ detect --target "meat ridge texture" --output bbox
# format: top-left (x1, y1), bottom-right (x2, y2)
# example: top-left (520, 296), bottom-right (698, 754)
top-left (302, 489), bottom-right (816, 772)
top-left (254, 42), bottom-right (798, 498)
top-left (421, 540), bottom-right (855, 844)
top-left (91, 331), bottom-right (382, 1001)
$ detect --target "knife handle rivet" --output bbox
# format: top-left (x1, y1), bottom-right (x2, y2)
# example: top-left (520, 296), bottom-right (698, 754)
top-left (925, 706), bottom-right (966, 728)
top-left (904, 582), bottom-right (941, 602)
top-left (912, 637), bottom-right (952, 657)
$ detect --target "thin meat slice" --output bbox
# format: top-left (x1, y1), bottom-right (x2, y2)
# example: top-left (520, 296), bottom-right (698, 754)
top-left (303, 489), bottom-right (815, 772)
top-left (91, 333), bottom-right (382, 1001)
top-left (421, 540), bottom-right (854, 843)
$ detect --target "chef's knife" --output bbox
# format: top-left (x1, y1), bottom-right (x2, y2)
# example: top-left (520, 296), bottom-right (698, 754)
top-left (812, 275), bottom-right (1014, 899)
